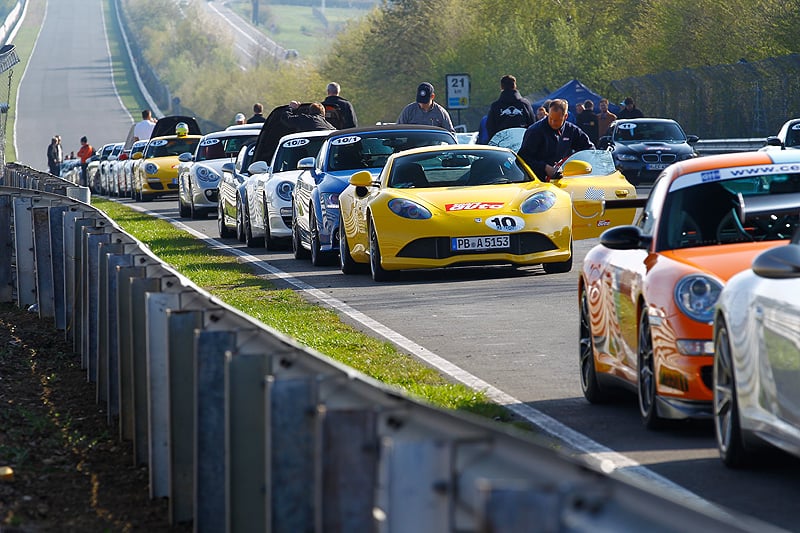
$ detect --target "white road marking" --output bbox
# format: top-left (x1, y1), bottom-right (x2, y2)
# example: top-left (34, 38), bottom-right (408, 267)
top-left (127, 202), bottom-right (731, 515)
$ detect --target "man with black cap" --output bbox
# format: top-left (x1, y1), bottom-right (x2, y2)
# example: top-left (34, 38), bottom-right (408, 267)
top-left (617, 96), bottom-right (644, 119)
top-left (397, 82), bottom-right (455, 132)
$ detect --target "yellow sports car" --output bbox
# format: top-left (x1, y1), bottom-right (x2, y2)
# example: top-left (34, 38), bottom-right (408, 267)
top-left (338, 144), bottom-right (578, 281)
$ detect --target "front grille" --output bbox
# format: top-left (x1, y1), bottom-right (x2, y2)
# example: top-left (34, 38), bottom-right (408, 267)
top-left (700, 365), bottom-right (713, 391)
top-left (281, 215), bottom-right (292, 227)
top-left (148, 182), bottom-right (165, 191)
top-left (396, 232), bottom-right (558, 259)
top-left (642, 153), bottom-right (677, 163)
top-left (167, 183), bottom-right (178, 190)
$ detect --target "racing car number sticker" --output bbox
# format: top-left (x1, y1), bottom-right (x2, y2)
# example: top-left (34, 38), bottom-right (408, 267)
top-left (617, 123), bottom-right (637, 131)
top-left (485, 215), bottom-right (525, 232)
top-left (331, 136), bottom-right (361, 146)
top-left (200, 138), bottom-right (220, 146)
top-left (149, 139), bottom-right (168, 147)
top-left (283, 138), bottom-right (310, 148)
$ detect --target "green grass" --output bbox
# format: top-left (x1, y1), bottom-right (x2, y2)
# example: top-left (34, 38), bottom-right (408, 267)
top-left (227, 1), bottom-right (369, 61)
top-left (93, 198), bottom-right (523, 423)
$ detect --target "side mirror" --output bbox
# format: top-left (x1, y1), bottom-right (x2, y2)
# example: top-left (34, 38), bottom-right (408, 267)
top-left (221, 162), bottom-right (235, 174)
top-left (766, 136), bottom-right (783, 148)
top-left (752, 244), bottom-right (800, 279)
top-left (600, 224), bottom-right (651, 250)
top-left (108, 155), bottom-right (118, 162)
top-left (178, 152), bottom-right (193, 162)
top-left (349, 170), bottom-right (373, 187)
top-left (686, 135), bottom-right (700, 144)
top-left (297, 156), bottom-right (315, 170)
top-left (561, 160), bottom-right (592, 177)
top-left (132, 152), bottom-right (143, 160)
top-left (248, 161), bottom-right (269, 174)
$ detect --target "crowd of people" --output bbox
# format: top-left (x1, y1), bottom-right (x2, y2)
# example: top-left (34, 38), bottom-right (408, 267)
top-left (49, 76), bottom-right (643, 188)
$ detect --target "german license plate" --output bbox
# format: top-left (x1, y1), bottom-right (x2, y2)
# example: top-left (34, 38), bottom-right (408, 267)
top-left (451, 235), bottom-right (510, 251)
top-left (646, 163), bottom-right (668, 170)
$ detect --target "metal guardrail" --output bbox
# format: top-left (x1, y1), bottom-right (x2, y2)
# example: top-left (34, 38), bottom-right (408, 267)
top-left (0, 164), bottom-right (771, 532)
top-left (694, 138), bottom-right (767, 156)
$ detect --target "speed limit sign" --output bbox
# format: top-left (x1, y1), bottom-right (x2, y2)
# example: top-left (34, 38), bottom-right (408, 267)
top-left (446, 74), bottom-right (470, 110)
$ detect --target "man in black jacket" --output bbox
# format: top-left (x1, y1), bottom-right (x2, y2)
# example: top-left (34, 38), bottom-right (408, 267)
top-left (484, 75), bottom-right (536, 142)
top-left (518, 99), bottom-right (594, 181)
top-left (321, 82), bottom-right (357, 129)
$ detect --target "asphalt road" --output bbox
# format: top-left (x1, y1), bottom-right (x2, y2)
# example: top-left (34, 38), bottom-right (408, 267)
top-left (12, 1), bottom-right (800, 531)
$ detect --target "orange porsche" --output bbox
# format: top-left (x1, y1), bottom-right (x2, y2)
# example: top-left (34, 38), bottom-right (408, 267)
top-left (579, 150), bottom-right (800, 428)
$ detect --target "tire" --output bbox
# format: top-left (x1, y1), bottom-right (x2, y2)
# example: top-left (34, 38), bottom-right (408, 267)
top-left (235, 197), bottom-right (246, 243)
top-left (292, 202), bottom-right (310, 260)
top-left (179, 196), bottom-right (191, 217)
top-left (369, 218), bottom-right (390, 282)
top-left (339, 213), bottom-right (361, 274)
top-left (218, 202), bottom-right (233, 238)
top-left (714, 317), bottom-right (750, 468)
top-left (543, 239), bottom-right (573, 274)
top-left (310, 207), bottom-right (330, 266)
top-left (579, 286), bottom-right (608, 403)
top-left (637, 307), bottom-right (663, 429)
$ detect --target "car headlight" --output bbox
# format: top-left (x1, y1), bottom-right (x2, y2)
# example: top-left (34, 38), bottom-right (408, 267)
top-left (520, 191), bottom-right (557, 214)
top-left (615, 153), bottom-right (638, 162)
top-left (388, 198), bottom-right (432, 220)
top-left (145, 163), bottom-right (158, 175)
top-left (319, 192), bottom-right (340, 209)
top-left (195, 166), bottom-right (220, 182)
top-left (276, 181), bottom-right (294, 202)
top-left (674, 275), bottom-right (723, 323)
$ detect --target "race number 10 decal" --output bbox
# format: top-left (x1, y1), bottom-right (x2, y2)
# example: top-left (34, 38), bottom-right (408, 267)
top-left (485, 215), bottom-right (525, 232)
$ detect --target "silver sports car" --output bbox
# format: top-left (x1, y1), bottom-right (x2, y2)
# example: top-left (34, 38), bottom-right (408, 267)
top-left (713, 224), bottom-right (800, 467)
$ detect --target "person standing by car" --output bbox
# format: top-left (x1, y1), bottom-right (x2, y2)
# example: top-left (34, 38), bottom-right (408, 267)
top-left (483, 74), bottom-right (535, 142)
top-left (133, 109), bottom-right (157, 142)
top-left (575, 99), bottom-right (599, 145)
top-left (397, 82), bottom-right (455, 132)
top-left (76, 136), bottom-right (94, 186)
top-left (617, 96), bottom-right (644, 119)
top-left (596, 98), bottom-right (617, 139)
top-left (280, 101), bottom-right (336, 132)
top-left (322, 82), bottom-right (357, 129)
top-left (233, 112), bottom-right (246, 125)
top-left (517, 99), bottom-right (594, 182)
top-left (247, 103), bottom-right (266, 124)
top-left (47, 135), bottom-right (62, 175)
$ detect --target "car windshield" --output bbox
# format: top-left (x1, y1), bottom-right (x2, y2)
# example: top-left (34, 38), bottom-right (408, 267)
top-left (131, 142), bottom-right (146, 156)
top-left (613, 122), bottom-right (687, 143)
top-left (658, 172), bottom-right (800, 250)
top-left (144, 138), bottom-right (200, 158)
top-left (785, 123), bottom-right (800, 148)
top-left (272, 137), bottom-right (326, 173)
top-left (328, 131), bottom-right (455, 171)
top-left (196, 134), bottom-right (258, 162)
top-left (562, 150), bottom-right (617, 177)
top-left (388, 150), bottom-right (530, 189)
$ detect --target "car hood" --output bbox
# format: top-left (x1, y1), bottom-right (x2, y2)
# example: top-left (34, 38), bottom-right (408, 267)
top-left (661, 240), bottom-right (786, 281)
top-left (390, 183), bottom-right (556, 213)
top-left (194, 159), bottom-right (231, 172)
top-left (616, 141), bottom-right (693, 153)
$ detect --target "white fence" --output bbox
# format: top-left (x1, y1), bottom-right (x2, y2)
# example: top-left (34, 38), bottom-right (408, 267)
top-left (0, 163), bottom-right (766, 532)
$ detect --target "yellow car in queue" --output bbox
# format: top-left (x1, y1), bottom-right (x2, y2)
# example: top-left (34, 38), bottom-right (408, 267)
top-left (338, 144), bottom-right (578, 281)
top-left (133, 117), bottom-right (202, 201)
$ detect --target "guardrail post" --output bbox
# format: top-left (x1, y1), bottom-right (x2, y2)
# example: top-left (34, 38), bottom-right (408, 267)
top-left (13, 196), bottom-right (36, 308)
top-left (146, 281), bottom-right (181, 499)
top-left (0, 194), bottom-right (13, 302)
top-left (69, 216), bottom-right (95, 351)
top-left (98, 239), bottom-right (126, 407)
top-left (116, 263), bottom-right (147, 443)
top-left (130, 275), bottom-right (161, 466)
top-left (84, 229), bottom-right (111, 383)
top-left (194, 329), bottom-right (237, 533)
top-left (166, 308), bottom-right (204, 526)
top-left (32, 206), bottom-right (55, 319)
top-left (226, 352), bottom-right (271, 533)
top-left (49, 205), bottom-right (71, 330)
top-left (267, 376), bottom-right (316, 532)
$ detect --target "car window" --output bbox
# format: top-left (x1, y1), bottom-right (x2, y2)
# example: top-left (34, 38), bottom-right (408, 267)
top-left (388, 150), bottom-right (530, 189)
top-left (563, 150), bottom-right (617, 176)
top-left (657, 172), bottom-right (800, 251)
top-left (145, 138), bottom-right (200, 158)
top-left (272, 137), bottom-right (326, 173)
top-left (614, 122), bottom-right (686, 143)
top-left (786, 123), bottom-right (800, 148)
top-left (328, 131), bottom-right (455, 171)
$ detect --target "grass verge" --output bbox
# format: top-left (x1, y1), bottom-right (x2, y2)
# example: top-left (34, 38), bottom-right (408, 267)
top-left (93, 197), bottom-right (523, 423)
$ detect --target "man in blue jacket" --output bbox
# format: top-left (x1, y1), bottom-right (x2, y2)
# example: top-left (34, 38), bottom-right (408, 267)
top-left (517, 98), bottom-right (594, 182)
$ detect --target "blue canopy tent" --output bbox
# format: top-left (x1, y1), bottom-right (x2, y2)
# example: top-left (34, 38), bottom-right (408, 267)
top-left (531, 79), bottom-right (620, 122)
